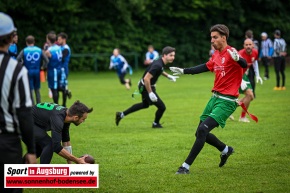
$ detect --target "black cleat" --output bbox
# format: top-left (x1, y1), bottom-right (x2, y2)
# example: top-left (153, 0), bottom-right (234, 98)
top-left (152, 123), bottom-right (163, 128)
top-left (175, 166), bottom-right (190, 174)
top-left (219, 146), bottom-right (234, 167)
top-left (66, 90), bottom-right (72, 99)
top-left (115, 112), bottom-right (122, 126)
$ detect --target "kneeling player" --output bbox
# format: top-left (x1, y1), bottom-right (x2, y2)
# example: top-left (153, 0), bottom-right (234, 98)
top-left (24, 101), bottom-right (93, 164)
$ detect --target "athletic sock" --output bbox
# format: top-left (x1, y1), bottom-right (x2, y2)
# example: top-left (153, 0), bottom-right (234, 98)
top-left (182, 162), bottom-right (190, 170)
top-left (120, 112), bottom-right (124, 118)
top-left (241, 111), bottom-right (246, 118)
top-left (221, 146), bottom-right (228, 155)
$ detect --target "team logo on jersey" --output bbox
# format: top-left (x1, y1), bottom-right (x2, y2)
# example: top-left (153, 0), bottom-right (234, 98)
top-left (214, 65), bottom-right (226, 77)
top-left (221, 57), bottom-right (225, 64)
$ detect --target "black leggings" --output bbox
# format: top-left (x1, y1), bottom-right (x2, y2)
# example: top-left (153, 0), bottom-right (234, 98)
top-left (51, 88), bottom-right (67, 107)
top-left (185, 117), bottom-right (226, 165)
top-left (261, 57), bottom-right (270, 78)
top-left (34, 126), bottom-right (54, 164)
top-left (123, 88), bottom-right (166, 124)
top-left (247, 66), bottom-right (256, 97)
top-left (274, 56), bottom-right (286, 87)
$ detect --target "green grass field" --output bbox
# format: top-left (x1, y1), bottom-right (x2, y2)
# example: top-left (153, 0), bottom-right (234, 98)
top-left (24, 65), bottom-right (290, 193)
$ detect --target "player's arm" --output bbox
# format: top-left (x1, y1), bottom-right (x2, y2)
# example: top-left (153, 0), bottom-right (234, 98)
top-left (62, 124), bottom-right (72, 164)
top-left (144, 72), bottom-right (158, 102)
top-left (237, 57), bottom-right (247, 68)
top-left (184, 64), bottom-right (209, 74)
top-left (153, 51), bottom-right (159, 60)
top-left (144, 52), bottom-right (152, 65)
top-left (170, 64), bottom-right (209, 75)
top-left (41, 51), bottom-right (49, 69)
top-left (162, 71), bottom-right (179, 82)
top-left (45, 49), bottom-right (51, 58)
top-left (16, 50), bottom-right (24, 64)
top-left (120, 56), bottom-right (129, 72)
top-left (62, 49), bottom-right (69, 63)
top-left (253, 60), bottom-right (263, 84)
top-left (109, 57), bottom-right (114, 69)
top-left (143, 72), bottom-right (153, 93)
top-left (145, 52), bottom-right (150, 60)
top-left (51, 118), bottom-right (86, 164)
top-left (268, 40), bottom-right (274, 57)
top-left (162, 71), bottom-right (169, 77)
top-left (227, 48), bottom-right (247, 68)
top-left (58, 149), bottom-right (87, 164)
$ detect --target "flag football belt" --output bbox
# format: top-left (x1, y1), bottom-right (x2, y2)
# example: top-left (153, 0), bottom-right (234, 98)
top-left (139, 79), bottom-right (156, 87)
top-left (213, 92), bottom-right (258, 123)
top-left (132, 79), bottom-right (156, 98)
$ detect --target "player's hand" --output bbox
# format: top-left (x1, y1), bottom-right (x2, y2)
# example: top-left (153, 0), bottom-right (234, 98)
top-left (241, 79), bottom-right (249, 90)
top-left (167, 75), bottom-right (179, 82)
top-left (25, 153), bottom-right (37, 164)
top-left (77, 155), bottom-right (88, 164)
top-left (148, 92), bottom-right (158, 102)
top-left (256, 76), bottom-right (263, 84)
top-left (227, 48), bottom-right (239, 61)
top-left (169, 67), bottom-right (184, 75)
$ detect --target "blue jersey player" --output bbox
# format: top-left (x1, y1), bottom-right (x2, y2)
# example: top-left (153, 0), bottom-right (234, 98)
top-left (57, 32), bottom-right (72, 105)
top-left (144, 45), bottom-right (159, 65)
top-left (8, 32), bottom-right (18, 58)
top-left (109, 48), bottom-right (131, 89)
top-left (45, 32), bottom-right (64, 105)
top-left (17, 35), bottom-right (49, 104)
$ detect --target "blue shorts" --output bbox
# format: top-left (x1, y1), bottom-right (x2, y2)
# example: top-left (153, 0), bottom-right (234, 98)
top-left (47, 69), bottom-right (60, 89)
top-left (28, 70), bottom-right (40, 90)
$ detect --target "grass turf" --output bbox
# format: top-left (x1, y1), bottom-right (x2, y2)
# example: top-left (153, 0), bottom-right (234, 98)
top-left (24, 65), bottom-right (290, 193)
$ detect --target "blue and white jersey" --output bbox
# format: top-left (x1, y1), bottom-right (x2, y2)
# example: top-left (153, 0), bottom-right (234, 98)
top-left (23, 46), bottom-right (42, 70)
top-left (47, 44), bottom-right (62, 71)
top-left (110, 54), bottom-right (128, 74)
top-left (259, 38), bottom-right (273, 58)
top-left (60, 44), bottom-right (71, 75)
top-left (145, 50), bottom-right (159, 61)
top-left (8, 43), bottom-right (17, 58)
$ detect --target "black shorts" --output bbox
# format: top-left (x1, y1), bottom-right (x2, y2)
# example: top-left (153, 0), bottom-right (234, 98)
top-left (139, 83), bottom-right (158, 106)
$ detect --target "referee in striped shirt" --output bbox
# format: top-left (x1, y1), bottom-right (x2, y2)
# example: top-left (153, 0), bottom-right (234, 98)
top-left (0, 12), bottom-right (36, 193)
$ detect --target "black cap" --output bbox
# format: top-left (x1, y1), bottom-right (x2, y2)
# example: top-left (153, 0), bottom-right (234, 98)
top-left (274, 29), bottom-right (281, 36)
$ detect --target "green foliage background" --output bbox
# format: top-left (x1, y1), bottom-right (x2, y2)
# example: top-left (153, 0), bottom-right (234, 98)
top-left (2, 0), bottom-right (290, 70)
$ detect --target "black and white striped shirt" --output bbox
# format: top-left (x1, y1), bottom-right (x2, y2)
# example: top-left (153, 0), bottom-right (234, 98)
top-left (273, 38), bottom-right (287, 57)
top-left (0, 51), bottom-right (32, 134)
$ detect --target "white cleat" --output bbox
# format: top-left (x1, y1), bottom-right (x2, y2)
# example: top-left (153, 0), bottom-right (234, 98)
top-left (239, 117), bottom-right (250, 123)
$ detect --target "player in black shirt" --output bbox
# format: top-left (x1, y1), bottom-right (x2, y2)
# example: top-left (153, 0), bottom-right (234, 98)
top-left (25, 100), bottom-right (93, 164)
top-left (115, 46), bottom-right (178, 128)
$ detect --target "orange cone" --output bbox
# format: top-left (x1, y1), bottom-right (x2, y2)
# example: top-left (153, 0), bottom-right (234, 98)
top-left (40, 70), bottom-right (46, 82)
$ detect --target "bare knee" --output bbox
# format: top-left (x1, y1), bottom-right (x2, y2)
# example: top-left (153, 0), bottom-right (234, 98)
top-left (245, 89), bottom-right (254, 101)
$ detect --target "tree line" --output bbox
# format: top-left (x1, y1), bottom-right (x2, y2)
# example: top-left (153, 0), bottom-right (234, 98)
top-left (2, 0), bottom-right (290, 71)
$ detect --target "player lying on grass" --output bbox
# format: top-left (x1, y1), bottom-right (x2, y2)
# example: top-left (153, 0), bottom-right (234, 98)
top-left (170, 24), bottom-right (247, 174)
